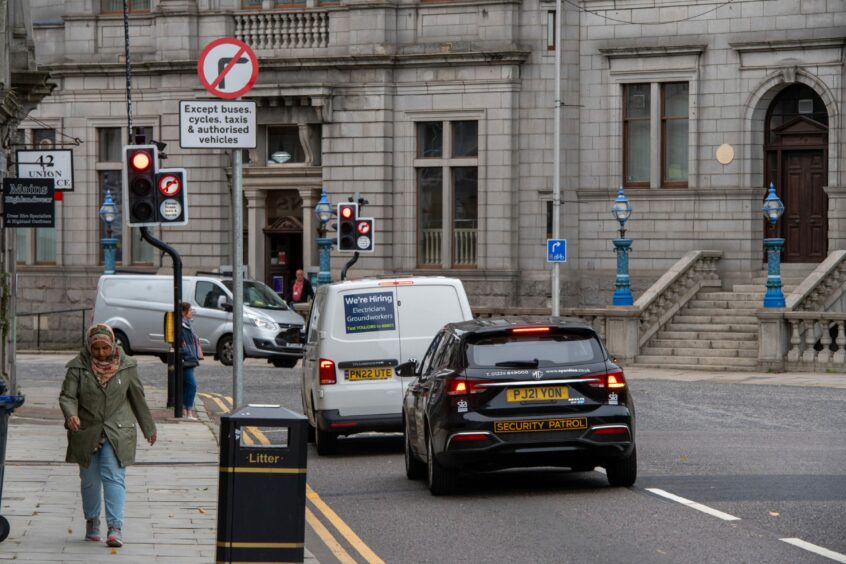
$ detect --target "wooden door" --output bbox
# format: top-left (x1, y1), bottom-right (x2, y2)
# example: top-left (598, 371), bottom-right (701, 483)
top-left (781, 150), bottom-right (827, 262)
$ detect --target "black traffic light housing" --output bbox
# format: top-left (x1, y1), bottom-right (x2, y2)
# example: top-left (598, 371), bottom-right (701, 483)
top-left (123, 145), bottom-right (159, 226)
top-left (337, 203), bottom-right (358, 251)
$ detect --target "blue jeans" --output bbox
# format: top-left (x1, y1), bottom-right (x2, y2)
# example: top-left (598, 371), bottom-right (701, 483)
top-left (183, 366), bottom-right (197, 410)
top-left (79, 440), bottom-right (125, 529)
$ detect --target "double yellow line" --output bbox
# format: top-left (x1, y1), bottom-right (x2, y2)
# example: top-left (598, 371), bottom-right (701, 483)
top-left (198, 392), bottom-right (384, 564)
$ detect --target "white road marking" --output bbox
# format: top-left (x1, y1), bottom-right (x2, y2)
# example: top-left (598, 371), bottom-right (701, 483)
top-left (646, 488), bottom-right (741, 521)
top-left (780, 538), bottom-right (846, 563)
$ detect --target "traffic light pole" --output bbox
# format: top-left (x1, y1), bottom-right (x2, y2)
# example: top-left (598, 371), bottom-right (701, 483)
top-left (340, 252), bottom-right (359, 281)
top-left (139, 227), bottom-right (184, 418)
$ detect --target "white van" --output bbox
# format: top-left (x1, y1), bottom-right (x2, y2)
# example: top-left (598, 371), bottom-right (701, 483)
top-left (300, 276), bottom-right (473, 454)
top-left (92, 274), bottom-right (305, 367)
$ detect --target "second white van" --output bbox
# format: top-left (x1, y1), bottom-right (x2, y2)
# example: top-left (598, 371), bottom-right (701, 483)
top-left (300, 276), bottom-right (473, 454)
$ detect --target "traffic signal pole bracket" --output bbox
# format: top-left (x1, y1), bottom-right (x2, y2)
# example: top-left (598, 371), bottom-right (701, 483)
top-left (139, 227), bottom-right (184, 419)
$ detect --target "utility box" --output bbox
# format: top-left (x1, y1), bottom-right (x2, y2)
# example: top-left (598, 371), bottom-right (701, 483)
top-left (216, 405), bottom-right (308, 563)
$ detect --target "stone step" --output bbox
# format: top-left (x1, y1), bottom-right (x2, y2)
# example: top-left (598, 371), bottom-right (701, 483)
top-left (649, 338), bottom-right (758, 351)
top-left (634, 354), bottom-right (759, 368)
top-left (658, 330), bottom-right (757, 341)
top-left (640, 346), bottom-right (758, 359)
top-left (629, 361), bottom-right (759, 372)
top-left (673, 314), bottom-right (759, 325)
top-left (697, 291), bottom-right (764, 301)
top-left (735, 283), bottom-right (800, 293)
top-left (685, 301), bottom-right (759, 313)
top-left (665, 322), bottom-right (759, 333)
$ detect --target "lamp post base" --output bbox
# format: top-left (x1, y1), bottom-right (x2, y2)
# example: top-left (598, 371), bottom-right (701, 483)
top-left (316, 237), bottom-right (333, 286)
top-left (763, 237), bottom-right (785, 308)
top-left (102, 237), bottom-right (118, 275)
top-left (612, 238), bottom-right (633, 306)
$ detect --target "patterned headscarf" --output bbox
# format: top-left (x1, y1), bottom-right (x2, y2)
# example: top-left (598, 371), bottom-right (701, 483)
top-left (86, 323), bottom-right (121, 386)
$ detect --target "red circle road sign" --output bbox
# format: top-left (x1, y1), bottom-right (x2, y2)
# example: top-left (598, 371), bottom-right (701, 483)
top-left (197, 38), bottom-right (259, 99)
top-left (158, 174), bottom-right (181, 196)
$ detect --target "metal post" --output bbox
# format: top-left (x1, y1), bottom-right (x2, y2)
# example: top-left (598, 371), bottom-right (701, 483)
top-left (316, 237), bottom-right (333, 285)
top-left (232, 149), bottom-right (244, 408)
top-left (612, 238), bottom-right (634, 306)
top-left (102, 236), bottom-right (118, 274)
top-left (122, 0), bottom-right (133, 132)
top-left (139, 227), bottom-right (184, 418)
top-left (763, 238), bottom-right (786, 308)
top-left (551, 0), bottom-right (562, 317)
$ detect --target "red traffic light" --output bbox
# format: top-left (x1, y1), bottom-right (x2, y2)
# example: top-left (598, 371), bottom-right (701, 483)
top-left (130, 151), bottom-right (152, 171)
top-left (356, 220), bottom-right (371, 235)
top-left (340, 205), bottom-right (354, 219)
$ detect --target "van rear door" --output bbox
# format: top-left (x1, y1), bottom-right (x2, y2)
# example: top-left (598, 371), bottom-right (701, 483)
top-left (396, 282), bottom-right (468, 365)
top-left (327, 287), bottom-right (402, 417)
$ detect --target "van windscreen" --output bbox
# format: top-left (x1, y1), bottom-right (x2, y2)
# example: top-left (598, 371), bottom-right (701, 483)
top-left (223, 281), bottom-right (289, 310)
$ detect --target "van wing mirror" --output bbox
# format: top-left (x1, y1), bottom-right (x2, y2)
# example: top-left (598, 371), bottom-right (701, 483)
top-left (396, 359), bottom-right (418, 377)
top-left (218, 295), bottom-right (233, 312)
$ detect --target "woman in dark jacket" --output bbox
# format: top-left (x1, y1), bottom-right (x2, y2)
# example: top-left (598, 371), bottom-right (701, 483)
top-left (180, 301), bottom-right (202, 419)
top-left (59, 323), bottom-right (157, 548)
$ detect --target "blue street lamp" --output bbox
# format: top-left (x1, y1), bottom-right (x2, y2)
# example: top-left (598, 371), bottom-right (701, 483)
top-left (611, 186), bottom-right (634, 306)
top-left (99, 190), bottom-right (118, 274)
top-left (762, 181), bottom-right (786, 308)
top-left (314, 190), bottom-right (334, 286)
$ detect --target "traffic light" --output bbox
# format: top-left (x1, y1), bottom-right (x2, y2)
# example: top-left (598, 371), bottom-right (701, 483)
top-left (155, 168), bottom-right (188, 225)
top-left (354, 217), bottom-right (374, 252)
top-left (337, 203), bottom-right (358, 251)
top-left (123, 145), bottom-right (159, 226)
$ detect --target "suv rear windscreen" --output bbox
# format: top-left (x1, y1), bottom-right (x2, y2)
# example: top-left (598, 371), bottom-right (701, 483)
top-left (467, 331), bottom-right (604, 368)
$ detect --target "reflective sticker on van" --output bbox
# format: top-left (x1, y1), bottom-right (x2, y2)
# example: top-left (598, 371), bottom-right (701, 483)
top-left (343, 292), bottom-right (397, 334)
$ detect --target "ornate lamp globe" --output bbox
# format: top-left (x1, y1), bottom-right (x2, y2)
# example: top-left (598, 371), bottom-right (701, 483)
top-left (99, 190), bottom-right (118, 227)
top-left (314, 190), bottom-right (333, 225)
top-left (762, 182), bottom-right (785, 225)
top-left (611, 185), bottom-right (632, 230)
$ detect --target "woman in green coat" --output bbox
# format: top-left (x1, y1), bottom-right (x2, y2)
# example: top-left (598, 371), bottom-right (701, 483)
top-left (59, 324), bottom-right (157, 548)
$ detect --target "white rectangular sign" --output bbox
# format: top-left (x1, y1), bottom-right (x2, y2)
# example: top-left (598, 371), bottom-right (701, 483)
top-left (16, 149), bottom-right (74, 191)
top-left (179, 100), bottom-right (256, 149)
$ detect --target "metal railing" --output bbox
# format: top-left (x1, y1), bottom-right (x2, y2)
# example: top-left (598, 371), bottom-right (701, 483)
top-left (16, 307), bottom-right (92, 350)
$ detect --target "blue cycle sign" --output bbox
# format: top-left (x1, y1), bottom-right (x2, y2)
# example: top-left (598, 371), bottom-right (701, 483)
top-left (547, 239), bottom-right (567, 263)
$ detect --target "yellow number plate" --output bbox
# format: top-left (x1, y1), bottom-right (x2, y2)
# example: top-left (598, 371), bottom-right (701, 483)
top-left (494, 418), bottom-right (588, 433)
top-left (506, 386), bottom-right (569, 403)
top-left (346, 367), bottom-right (393, 381)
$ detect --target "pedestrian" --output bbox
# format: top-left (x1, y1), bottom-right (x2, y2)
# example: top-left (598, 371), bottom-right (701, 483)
top-left (286, 268), bottom-right (314, 306)
top-left (180, 301), bottom-right (203, 420)
top-left (59, 323), bottom-right (157, 548)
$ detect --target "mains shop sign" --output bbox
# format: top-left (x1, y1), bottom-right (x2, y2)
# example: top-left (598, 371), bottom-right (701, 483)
top-left (343, 292), bottom-right (397, 334)
top-left (2, 178), bottom-right (55, 228)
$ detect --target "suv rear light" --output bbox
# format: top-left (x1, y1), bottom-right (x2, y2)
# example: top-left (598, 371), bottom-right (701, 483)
top-left (511, 326), bottom-right (551, 334)
top-left (586, 368), bottom-right (627, 389)
top-left (319, 359), bottom-right (336, 385)
top-left (445, 377), bottom-right (491, 396)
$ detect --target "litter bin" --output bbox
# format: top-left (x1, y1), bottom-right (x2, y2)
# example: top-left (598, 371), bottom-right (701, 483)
top-left (217, 404), bottom-right (307, 563)
top-left (0, 381), bottom-right (25, 543)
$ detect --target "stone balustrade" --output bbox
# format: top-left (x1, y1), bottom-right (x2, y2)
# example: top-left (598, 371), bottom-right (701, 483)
top-left (234, 11), bottom-right (330, 50)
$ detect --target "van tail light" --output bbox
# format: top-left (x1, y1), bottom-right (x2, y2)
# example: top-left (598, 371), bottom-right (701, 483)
top-left (446, 377), bottom-right (491, 396)
top-left (319, 359), bottom-right (336, 385)
top-left (586, 368), bottom-right (627, 390)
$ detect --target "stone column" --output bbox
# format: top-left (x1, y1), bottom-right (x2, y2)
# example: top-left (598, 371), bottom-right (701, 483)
top-left (245, 190), bottom-right (267, 281)
top-left (299, 188), bottom-right (319, 273)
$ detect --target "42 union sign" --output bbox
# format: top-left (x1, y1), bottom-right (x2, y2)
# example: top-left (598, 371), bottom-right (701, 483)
top-left (2, 178), bottom-right (55, 228)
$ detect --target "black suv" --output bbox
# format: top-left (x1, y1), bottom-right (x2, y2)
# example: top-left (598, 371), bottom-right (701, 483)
top-left (399, 318), bottom-right (636, 495)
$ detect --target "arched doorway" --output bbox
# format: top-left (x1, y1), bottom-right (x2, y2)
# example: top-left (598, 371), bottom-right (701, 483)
top-left (764, 84), bottom-right (829, 262)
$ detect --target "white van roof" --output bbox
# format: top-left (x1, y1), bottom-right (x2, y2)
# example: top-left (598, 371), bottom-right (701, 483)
top-left (322, 276), bottom-right (464, 292)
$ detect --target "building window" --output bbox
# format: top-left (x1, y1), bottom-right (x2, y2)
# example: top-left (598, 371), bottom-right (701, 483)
top-left (662, 82), bottom-right (689, 187)
top-left (241, 0), bottom-right (262, 7)
top-left (623, 82), bottom-right (689, 188)
top-left (101, 0), bottom-right (150, 13)
top-left (547, 11), bottom-right (556, 51)
top-left (415, 120), bottom-right (479, 268)
top-left (14, 128), bottom-right (57, 265)
top-left (623, 83), bottom-right (650, 187)
top-left (267, 126), bottom-right (305, 164)
top-left (96, 126), bottom-right (155, 266)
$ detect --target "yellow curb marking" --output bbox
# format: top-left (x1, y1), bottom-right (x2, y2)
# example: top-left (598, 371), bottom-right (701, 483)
top-left (307, 484), bottom-right (385, 564)
top-left (306, 507), bottom-right (357, 564)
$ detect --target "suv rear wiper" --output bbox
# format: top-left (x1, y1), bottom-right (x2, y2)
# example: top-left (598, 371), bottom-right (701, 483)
top-left (495, 359), bottom-right (539, 368)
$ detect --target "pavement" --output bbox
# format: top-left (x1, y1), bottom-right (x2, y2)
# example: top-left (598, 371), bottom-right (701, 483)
top-left (0, 358), bottom-right (843, 563)
top-left (0, 371), bottom-right (319, 563)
